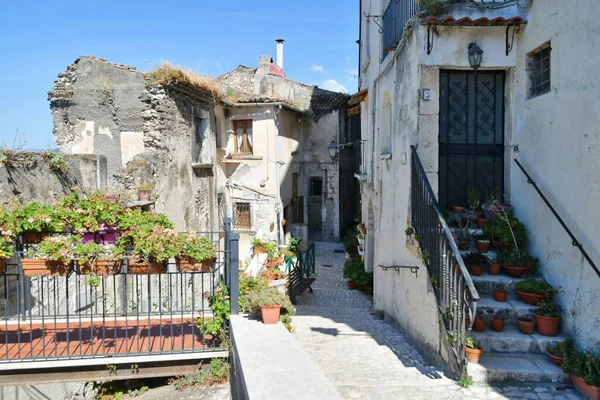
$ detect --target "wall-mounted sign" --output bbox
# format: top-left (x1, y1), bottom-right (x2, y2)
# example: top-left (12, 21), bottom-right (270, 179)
top-left (422, 89), bottom-right (431, 101)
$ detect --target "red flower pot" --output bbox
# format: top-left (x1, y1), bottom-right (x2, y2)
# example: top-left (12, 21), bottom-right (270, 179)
top-left (347, 281), bottom-right (358, 290)
top-left (470, 264), bottom-right (483, 276)
top-left (493, 240), bottom-right (510, 252)
top-left (473, 319), bottom-right (486, 332)
top-left (476, 240), bottom-right (491, 253)
top-left (547, 351), bottom-right (564, 367)
top-left (453, 206), bottom-right (465, 214)
top-left (503, 265), bottom-right (529, 278)
top-left (533, 313), bottom-right (560, 337)
top-left (488, 263), bottom-right (501, 275)
top-left (570, 374), bottom-right (600, 400)
top-left (517, 317), bottom-right (535, 335)
top-left (465, 346), bottom-right (483, 363)
top-left (493, 290), bottom-right (508, 302)
top-left (80, 259), bottom-right (122, 276)
top-left (458, 241), bottom-right (471, 251)
top-left (261, 305), bottom-right (281, 324)
top-left (177, 257), bottom-right (215, 273)
top-left (21, 259), bottom-right (73, 277)
top-left (128, 259), bottom-right (166, 274)
top-left (491, 318), bottom-right (505, 332)
top-left (515, 289), bottom-right (547, 305)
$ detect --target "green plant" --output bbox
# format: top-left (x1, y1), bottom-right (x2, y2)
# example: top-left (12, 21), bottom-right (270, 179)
top-left (562, 350), bottom-right (600, 386)
top-left (515, 278), bottom-right (554, 295)
top-left (287, 237), bottom-right (301, 253)
top-left (31, 235), bottom-right (76, 260)
top-left (464, 251), bottom-right (486, 266)
top-left (177, 233), bottom-right (216, 262)
top-left (422, 252), bottom-right (431, 263)
top-left (252, 238), bottom-right (264, 248)
top-left (72, 242), bottom-right (124, 265)
top-left (534, 300), bottom-right (561, 318)
top-left (14, 202), bottom-right (60, 233)
top-left (169, 358), bottom-right (229, 390)
top-left (0, 147), bottom-right (16, 168)
top-left (467, 188), bottom-right (480, 210)
top-left (499, 249), bottom-right (539, 274)
top-left (447, 330), bottom-right (457, 344)
top-left (197, 283), bottom-right (230, 336)
top-left (86, 275), bottom-right (102, 287)
top-left (130, 226), bottom-right (178, 262)
top-left (466, 336), bottom-right (477, 349)
top-left (419, 0), bottom-right (447, 15)
top-left (547, 338), bottom-right (574, 359)
top-left (263, 242), bottom-right (278, 259)
top-left (0, 236), bottom-right (15, 259)
top-left (42, 151), bottom-right (70, 174)
top-left (342, 228), bottom-right (358, 254)
top-left (243, 286), bottom-right (294, 313)
top-left (405, 227), bottom-right (415, 236)
top-left (117, 209), bottom-right (173, 244)
top-left (458, 376), bottom-right (474, 388)
top-left (456, 220), bottom-right (471, 242)
top-left (489, 215), bottom-right (527, 247)
top-left (65, 190), bottom-right (124, 233)
top-left (485, 187), bottom-right (502, 205)
top-left (343, 258), bottom-right (363, 281)
top-left (136, 183), bottom-right (153, 191)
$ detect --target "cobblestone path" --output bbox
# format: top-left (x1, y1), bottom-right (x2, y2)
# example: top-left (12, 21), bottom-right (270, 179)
top-left (292, 242), bottom-right (582, 400)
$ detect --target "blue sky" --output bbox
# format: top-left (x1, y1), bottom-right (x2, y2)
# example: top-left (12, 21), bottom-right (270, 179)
top-left (0, 0), bottom-right (359, 148)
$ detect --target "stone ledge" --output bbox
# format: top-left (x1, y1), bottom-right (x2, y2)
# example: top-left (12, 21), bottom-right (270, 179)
top-left (230, 315), bottom-right (341, 400)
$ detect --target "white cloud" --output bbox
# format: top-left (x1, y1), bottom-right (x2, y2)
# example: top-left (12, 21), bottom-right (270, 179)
top-left (310, 64), bottom-right (326, 73)
top-left (322, 79), bottom-right (348, 93)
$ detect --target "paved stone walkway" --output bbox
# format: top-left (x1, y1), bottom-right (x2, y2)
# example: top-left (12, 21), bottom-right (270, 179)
top-left (292, 242), bottom-right (583, 400)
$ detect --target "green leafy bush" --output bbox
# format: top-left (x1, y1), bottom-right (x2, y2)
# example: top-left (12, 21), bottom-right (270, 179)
top-left (515, 278), bottom-right (553, 295)
top-left (546, 338), bottom-right (574, 358)
top-left (14, 202), bottom-right (60, 233)
top-left (176, 234), bottom-right (216, 262)
top-left (343, 229), bottom-right (358, 254)
top-left (243, 286), bottom-right (294, 315)
top-left (562, 350), bottom-right (600, 386)
top-left (0, 236), bottom-right (15, 259)
top-left (499, 249), bottom-right (539, 274)
top-left (197, 283), bottom-right (230, 336)
top-left (489, 215), bottom-right (527, 246)
top-left (534, 300), bottom-right (561, 318)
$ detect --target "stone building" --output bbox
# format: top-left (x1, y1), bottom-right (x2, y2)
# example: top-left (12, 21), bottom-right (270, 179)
top-left (49, 49), bottom-right (350, 257)
top-left (355, 0), bottom-right (599, 383)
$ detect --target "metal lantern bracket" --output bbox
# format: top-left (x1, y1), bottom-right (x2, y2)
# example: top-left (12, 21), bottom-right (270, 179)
top-left (379, 264), bottom-right (419, 277)
top-left (364, 13), bottom-right (384, 34)
top-left (505, 24), bottom-right (521, 56)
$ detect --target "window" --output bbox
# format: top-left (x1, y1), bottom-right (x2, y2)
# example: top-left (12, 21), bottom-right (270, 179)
top-left (528, 43), bottom-right (551, 98)
top-left (234, 202), bottom-right (251, 230)
top-left (310, 177), bottom-right (323, 196)
top-left (233, 120), bottom-right (253, 155)
top-left (193, 117), bottom-right (209, 163)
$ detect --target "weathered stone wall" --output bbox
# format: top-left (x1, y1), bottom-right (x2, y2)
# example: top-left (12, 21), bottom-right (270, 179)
top-left (0, 152), bottom-right (100, 206)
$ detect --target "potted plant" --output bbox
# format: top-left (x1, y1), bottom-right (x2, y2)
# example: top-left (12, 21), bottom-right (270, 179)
top-left (546, 338), bottom-right (574, 367)
top-left (117, 209), bottom-right (173, 246)
top-left (518, 315), bottom-right (536, 335)
top-left (465, 337), bottom-right (483, 364)
top-left (453, 205), bottom-right (465, 214)
top-left (286, 237), bottom-right (301, 255)
top-left (22, 235), bottom-right (75, 276)
top-left (493, 287), bottom-right (508, 302)
top-left (476, 238), bottom-right (491, 253)
top-left (14, 201), bottom-right (60, 244)
top-left (343, 259), bottom-right (363, 290)
top-left (63, 191), bottom-right (123, 243)
top-left (73, 241), bottom-right (124, 276)
top-left (343, 229), bottom-right (359, 256)
top-left (264, 242), bottom-right (280, 269)
top-left (473, 317), bottom-right (486, 332)
top-left (464, 251), bottom-right (486, 276)
top-left (136, 184), bottom-right (153, 201)
top-left (128, 226), bottom-right (178, 274)
top-left (243, 285), bottom-right (295, 325)
top-left (562, 350), bottom-right (600, 400)
top-left (176, 233), bottom-right (217, 273)
top-left (500, 248), bottom-right (539, 278)
top-left (252, 238), bottom-right (267, 254)
top-left (517, 315), bottom-right (536, 335)
top-left (533, 300), bottom-right (561, 337)
top-left (466, 188), bottom-right (481, 222)
top-left (0, 236), bottom-right (15, 275)
top-left (487, 215), bottom-right (527, 251)
top-left (488, 255), bottom-right (501, 275)
top-left (491, 315), bottom-right (505, 332)
top-left (514, 278), bottom-right (554, 305)
top-left (455, 222), bottom-right (472, 251)
top-left (482, 193), bottom-right (513, 224)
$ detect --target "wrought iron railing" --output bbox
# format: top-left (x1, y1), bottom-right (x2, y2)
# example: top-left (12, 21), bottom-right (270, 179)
top-left (0, 231), bottom-right (230, 365)
top-left (410, 145), bottom-right (479, 370)
top-left (285, 242), bottom-right (315, 279)
top-left (382, 0), bottom-right (419, 54)
top-left (514, 159), bottom-right (599, 279)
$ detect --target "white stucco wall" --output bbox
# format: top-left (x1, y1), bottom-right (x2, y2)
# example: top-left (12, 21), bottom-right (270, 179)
top-left (510, 0), bottom-right (600, 353)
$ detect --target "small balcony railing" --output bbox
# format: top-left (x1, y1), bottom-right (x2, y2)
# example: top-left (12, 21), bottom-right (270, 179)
top-left (382, 0), bottom-right (419, 54)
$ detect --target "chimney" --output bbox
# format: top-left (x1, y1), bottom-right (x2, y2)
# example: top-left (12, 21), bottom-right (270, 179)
top-left (276, 39), bottom-right (284, 69)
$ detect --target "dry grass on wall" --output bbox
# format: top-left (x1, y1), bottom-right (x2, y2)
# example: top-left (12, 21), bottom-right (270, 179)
top-left (145, 62), bottom-right (221, 98)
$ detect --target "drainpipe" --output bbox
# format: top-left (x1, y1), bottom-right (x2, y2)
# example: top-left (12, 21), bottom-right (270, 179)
top-left (274, 105), bottom-right (283, 245)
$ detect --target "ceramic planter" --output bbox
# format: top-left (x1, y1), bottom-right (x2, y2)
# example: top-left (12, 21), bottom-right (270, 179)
top-left (533, 313), bottom-right (560, 336)
top-left (493, 289), bottom-right (508, 302)
top-left (128, 259), bottom-right (166, 275)
top-left (470, 264), bottom-right (483, 276)
top-left (503, 265), bottom-right (529, 278)
top-left (473, 319), bottom-right (486, 332)
top-left (515, 289), bottom-right (547, 305)
top-left (491, 318), bottom-right (505, 332)
top-left (570, 374), bottom-right (600, 400)
top-left (79, 259), bottom-right (122, 276)
top-left (476, 240), bottom-right (491, 253)
top-left (488, 263), bottom-right (501, 275)
top-left (347, 281), bottom-right (358, 290)
top-left (476, 217), bottom-right (488, 229)
top-left (260, 305), bottom-right (281, 324)
top-left (0, 259), bottom-right (6, 275)
top-left (546, 351), bottom-right (564, 367)
top-left (177, 257), bottom-right (214, 273)
top-left (453, 206), bottom-right (465, 214)
top-left (465, 346), bottom-right (483, 363)
top-left (458, 241), bottom-right (471, 251)
top-left (21, 259), bottom-right (73, 277)
top-left (517, 317), bottom-right (535, 335)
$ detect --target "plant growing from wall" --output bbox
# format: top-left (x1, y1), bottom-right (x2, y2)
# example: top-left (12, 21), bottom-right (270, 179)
top-left (42, 151), bottom-right (70, 174)
top-left (197, 282), bottom-right (230, 336)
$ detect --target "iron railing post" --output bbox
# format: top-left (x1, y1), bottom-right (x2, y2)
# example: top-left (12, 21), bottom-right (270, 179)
top-left (229, 232), bottom-right (240, 315)
top-left (223, 217), bottom-right (232, 287)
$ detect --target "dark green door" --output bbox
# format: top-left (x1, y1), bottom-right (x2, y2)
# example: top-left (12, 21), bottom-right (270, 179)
top-left (439, 70), bottom-right (505, 210)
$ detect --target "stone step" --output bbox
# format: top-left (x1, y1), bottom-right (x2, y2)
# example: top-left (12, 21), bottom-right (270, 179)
top-left (471, 273), bottom-right (525, 293)
top-left (476, 296), bottom-right (538, 323)
top-left (467, 353), bottom-right (569, 383)
top-left (471, 325), bottom-right (568, 354)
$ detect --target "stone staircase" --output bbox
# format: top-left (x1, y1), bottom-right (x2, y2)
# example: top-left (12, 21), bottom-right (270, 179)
top-left (464, 256), bottom-right (569, 383)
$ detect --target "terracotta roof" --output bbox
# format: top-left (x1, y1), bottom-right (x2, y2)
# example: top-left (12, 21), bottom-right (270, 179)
top-left (422, 16), bottom-right (526, 26)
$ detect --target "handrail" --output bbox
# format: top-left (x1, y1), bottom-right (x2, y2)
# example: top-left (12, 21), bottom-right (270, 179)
top-left (514, 159), bottom-right (600, 279)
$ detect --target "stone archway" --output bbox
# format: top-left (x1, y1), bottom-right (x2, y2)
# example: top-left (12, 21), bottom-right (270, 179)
top-left (365, 197), bottom-right (375, 273)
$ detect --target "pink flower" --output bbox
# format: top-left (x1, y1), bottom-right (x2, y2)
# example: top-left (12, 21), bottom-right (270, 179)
top-left (203, 291), bottom-right (211, 299)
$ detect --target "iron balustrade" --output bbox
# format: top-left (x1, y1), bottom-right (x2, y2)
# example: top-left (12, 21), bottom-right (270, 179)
top-left (514, 159), bottom-right (599, 279)
top-left (382, 0), bottom-right (419, 55)
top-left (285, 242), bottom-right (316, 279)
top-left (410, 145), bottom-right (479, 371)
top-left (0, 230), bottom-right (231, 364)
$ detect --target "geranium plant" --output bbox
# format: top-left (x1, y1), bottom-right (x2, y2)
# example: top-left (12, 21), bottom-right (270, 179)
top-left (177, 234), bottom-right (216, 262)
top-left (14, 202), bottom-right (60, 234)
top-left (0, 236), bottom-right (15, 260)
top-left (65, 191), bottom-right (124, 233)
top-left (72, 241), bottom-right (125, 265)
top-left (118, 209), bottom-right (173, 244)
top-left (197, 282), bottom-right (230, 336)
top-left (130, 226), bottom-right (178, 262)
top-left (29, 235), bottom-right (76, 260)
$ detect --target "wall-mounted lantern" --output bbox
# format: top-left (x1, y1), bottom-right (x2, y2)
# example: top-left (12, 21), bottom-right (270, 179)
top-left (468, 42), bottom-right (484, 73)
top-left (328, 141), bottom-right (338, 159)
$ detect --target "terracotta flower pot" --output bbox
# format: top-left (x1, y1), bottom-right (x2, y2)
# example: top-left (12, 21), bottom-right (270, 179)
top-left (465, 346), bottom-right (483, 363)
top-left (260, 305), bottom-right (281, 324)
top-left (546, 351), bottom-right (564, 367)
top-left (177, 257), bottom-right (214, 273)
top-left (515, 289), bottom-right (547, 305)
top-left (476, 217), bottom-right (488, 229)
top-left (80, 259), bottom-right (122, 276)
top-left (533, 313), bottom-right (560, 337)
top-left (470, 264), bottom-right (483, 276)
top-left (254, 247), bottom-right (267, 255)
top-left (22, 232), bottom-right (50, 245)
top-left (453, 206), bottom-right (465, 214)
top-left (458, 241), bottom-right (471, 251)
top-left (21, 259), bottom-right (73, 277)
top-left (266, 257), bottom-right (281, 270)
top-left (494, 240), bottom-right (511, 252)
top-left (488, 263), bottom-right (501, 275)
top-left (0, 259), bottom-right (6, 275)
top-left (493, 289), bottom-right (508, 302)
top-left (491, 318), bottom-right (505, 332)
top-left (503, 265), bottom-right (529, 278)
top-left (517, 317), bottom-right (535, 335)
top-left (473, 319), bottom-right (486, 332)
top-left (128, 259), bottom-right (166, 275)
top-left (476, 240), bottom-right (491, 253)
top-left (347, 281), bottom-right (358, 290)
top-left (570, 374), bottom-right (600, 400)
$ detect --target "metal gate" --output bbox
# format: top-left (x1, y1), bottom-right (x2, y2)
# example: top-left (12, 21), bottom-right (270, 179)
top-left (439, 70), bottom-right (505, 210)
